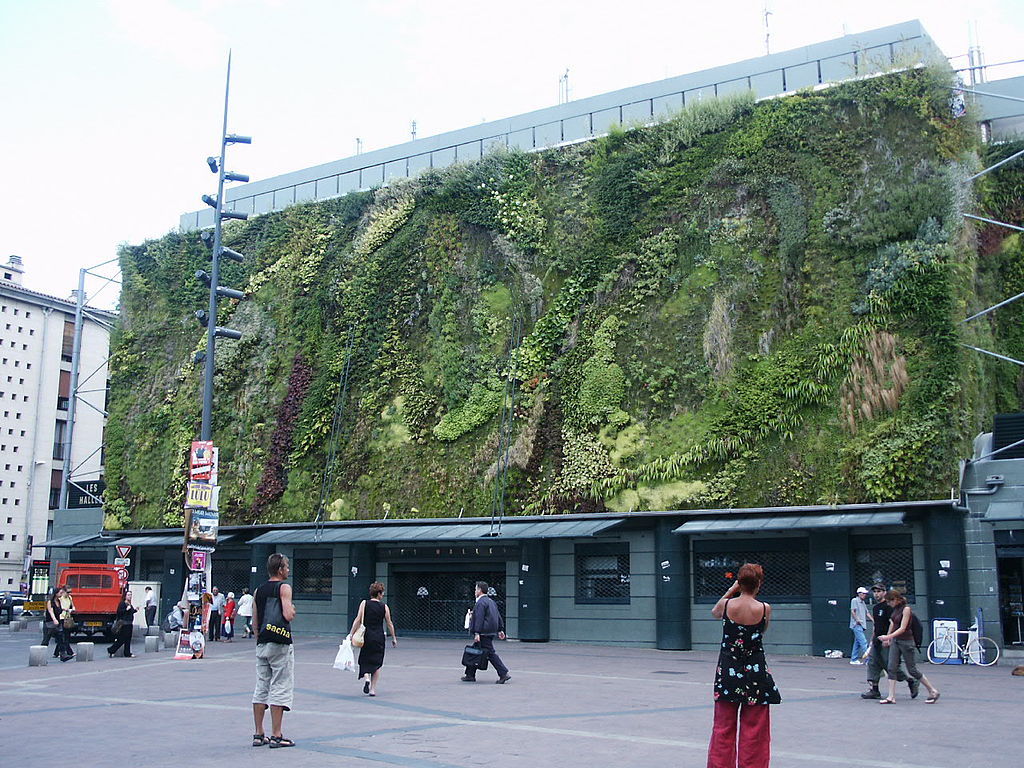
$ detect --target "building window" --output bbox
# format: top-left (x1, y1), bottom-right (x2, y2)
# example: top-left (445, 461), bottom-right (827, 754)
top-left (693, 539), bottom-right (811, 602)
top-left (574, 542), bottom-right (631, 605)
top-left (852, 534), bottom-right (915, 601)
top-left (292, 549), bottom-right (333, 598)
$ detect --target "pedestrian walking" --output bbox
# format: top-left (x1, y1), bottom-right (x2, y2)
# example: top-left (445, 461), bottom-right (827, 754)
top-left (348, 581), bottom-right (398, 697)
top-left (849, 586), bottom-right (872, 664)
top-left (860, 583), bottom-right (911, 699)
top-left (107, 591), bottom-right (139, 658)
top-left (223, 592), bottom-right (237, 642)
top-left (144, 586), bottom-right (157, 627)
top-left (237, 587), bottom-right (255, 638)
top-left (47, 586), bottom-right (75, 662)
top-left (707, 563), bottom-right (781, 768)
top-left (209, 586), bottom-right (225, 642)
top-left (879, 590), bottom-right (939, 704)
top-left (461, 581), bottom-right (510, 684)
top-left (252, 553), bottom-right (297, 749)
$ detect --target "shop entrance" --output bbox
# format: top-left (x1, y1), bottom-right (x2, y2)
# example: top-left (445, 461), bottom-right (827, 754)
top-left (392, 565), bottom-right (504, 635)
top-left (997, 553), bottom-right (1024, 647)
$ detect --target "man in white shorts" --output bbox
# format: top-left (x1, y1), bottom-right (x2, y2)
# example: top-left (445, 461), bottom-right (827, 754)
top-left (252, 553), bottom-right (297, 749)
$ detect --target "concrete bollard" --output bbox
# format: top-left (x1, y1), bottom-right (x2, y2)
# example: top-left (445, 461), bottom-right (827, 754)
top-left (28, 645), bottom-right (48, 666)
top-left (18, 618), bottom-right (29, 630)
top-left (9, 621), bottom-right (21, 632)
top-left (75, 642), bottom-right (94, 662)
top-left (147, 626), bottom-right (161, 636)
top-left (164, 632), bottom-right (179, 649)
top-left (144, 635), bottom-right (160, 653)
top-left (133, 625), bottom-right (147, 639)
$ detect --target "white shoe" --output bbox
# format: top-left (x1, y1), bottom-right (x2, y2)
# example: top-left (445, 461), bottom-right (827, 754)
top-left (850, 660), bottom-right (863, 665)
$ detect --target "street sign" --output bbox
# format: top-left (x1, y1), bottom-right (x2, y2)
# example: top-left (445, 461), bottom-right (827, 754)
top-left (117, 568), bottom-right (129, 582)
top-left (116, 545), bottom-right (132, 559)
top-left (113, 557), bottom-right (131, 566)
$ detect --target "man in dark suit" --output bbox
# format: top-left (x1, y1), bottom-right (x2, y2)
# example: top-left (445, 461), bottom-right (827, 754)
top-left (461, 581), bottom-right (511, 684)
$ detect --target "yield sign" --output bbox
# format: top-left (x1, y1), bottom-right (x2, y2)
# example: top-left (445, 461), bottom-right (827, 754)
top-left (116, 545), bottom-right (132, 559)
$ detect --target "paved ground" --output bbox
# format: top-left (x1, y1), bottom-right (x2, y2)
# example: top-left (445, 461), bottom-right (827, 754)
top-left (0, 623), bottom-right (1020, 767)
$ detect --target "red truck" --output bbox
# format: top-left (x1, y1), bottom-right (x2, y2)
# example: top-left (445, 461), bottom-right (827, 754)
top-left (49, 563), bottom-right (129, 641)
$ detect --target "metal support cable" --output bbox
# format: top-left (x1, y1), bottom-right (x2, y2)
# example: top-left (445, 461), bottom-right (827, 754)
top-left (963, 213), bottom-right (1024, 233)
top-left (960, 343), bottom-right (1024, 368)
top-left (961, 288), bottom-right (1024, 324)
top-left (314, 330), bottom-right (356, 542)
top-left (965, 147), bottom-right (1024, 182)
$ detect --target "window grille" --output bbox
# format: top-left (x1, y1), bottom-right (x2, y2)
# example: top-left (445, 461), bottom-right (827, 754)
top-left (575, 542), bottom-right (630, 604)
top-left (693, 539), bottom-right (810, 601)
top-left (393, 570), bottom-right (504, 634)
top-left (292, 550), bottom-right (333, 598)
top-left (854, 545), bottom-right (915, 600)
top-left (211, 556), bottom-right (254, 602)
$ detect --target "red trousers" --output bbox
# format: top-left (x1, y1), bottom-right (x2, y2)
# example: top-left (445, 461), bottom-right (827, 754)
top-left (707, 700), bottom-right (771, 768)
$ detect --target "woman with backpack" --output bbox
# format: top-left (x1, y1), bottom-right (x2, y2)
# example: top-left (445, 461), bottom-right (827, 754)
top-left (879, 590), bottom-right (940, 704)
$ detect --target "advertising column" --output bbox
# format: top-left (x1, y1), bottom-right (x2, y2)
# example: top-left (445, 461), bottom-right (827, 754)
top-left (176, 441), bottom-right (220, 660)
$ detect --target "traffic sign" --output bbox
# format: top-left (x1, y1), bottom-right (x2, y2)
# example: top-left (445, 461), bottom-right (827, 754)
top-left (114, 557), bottom-right (131, 566)
top-left (117, 568), bottom-right (129, 582)
top-left (116, 545), bottom-right (132, 559)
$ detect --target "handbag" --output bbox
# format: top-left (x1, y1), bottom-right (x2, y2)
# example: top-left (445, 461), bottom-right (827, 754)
top-left (62, 617), bottom-right (75, 630)
top-left (352, 624), bottom-right (366, 648)
top-left (259, 594), bottom-right (291, 641)
top-left (462, 643), bottom-right (489, 670)
top-left (111, 619), bottom-right (125, 634)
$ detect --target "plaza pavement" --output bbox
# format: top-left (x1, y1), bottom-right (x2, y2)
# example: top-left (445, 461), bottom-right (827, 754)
top-left (0, 626), bottom-right (1019, 767)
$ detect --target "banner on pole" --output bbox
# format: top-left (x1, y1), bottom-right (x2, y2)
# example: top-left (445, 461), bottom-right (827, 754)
top-left (186, 508), bottom-right (219, 548)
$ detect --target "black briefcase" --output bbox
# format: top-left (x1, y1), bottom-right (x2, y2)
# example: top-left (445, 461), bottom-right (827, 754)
top-left (462, 643), bottom-right (489, 670)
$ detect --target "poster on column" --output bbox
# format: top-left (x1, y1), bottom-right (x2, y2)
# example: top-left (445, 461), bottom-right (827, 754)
top-left (186, 570), bottom-right (208, 602)
top-left (187, 509), bottom-right (219, 549)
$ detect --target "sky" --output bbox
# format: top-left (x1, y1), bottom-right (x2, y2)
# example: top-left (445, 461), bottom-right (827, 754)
top-left (1, 1), bottom-right (1022, 310)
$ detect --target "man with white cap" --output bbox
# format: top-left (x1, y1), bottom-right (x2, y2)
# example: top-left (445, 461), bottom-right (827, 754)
top-left (849, 586), bottom-right (872, 663)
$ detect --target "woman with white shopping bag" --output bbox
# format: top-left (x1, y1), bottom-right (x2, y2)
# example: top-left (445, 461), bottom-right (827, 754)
top-left (347, 582), bottom-right (397, 697)
top-left (334, 637), bottom-right (357, 672)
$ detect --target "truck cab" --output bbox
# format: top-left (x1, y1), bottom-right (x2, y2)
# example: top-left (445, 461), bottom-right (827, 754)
top-left (54, 563), bottom-right (128, 641)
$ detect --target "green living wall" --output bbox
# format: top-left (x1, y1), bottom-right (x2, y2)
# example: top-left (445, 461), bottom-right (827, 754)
top-left (105, 67), bottom-right (1024, 529)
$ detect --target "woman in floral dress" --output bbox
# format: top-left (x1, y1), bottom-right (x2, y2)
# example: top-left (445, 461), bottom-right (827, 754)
top-left (707, 563), bottom-right (781, 768)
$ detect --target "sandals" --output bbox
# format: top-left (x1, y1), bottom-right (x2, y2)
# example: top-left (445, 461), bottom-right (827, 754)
top-left (878, 698), bottom-right (896, 704)
top-left (269, 736), bottom-right (296, 749)
top-left (925, 691), bottom-right (941, 704)
top-left (252, 734), bottom-right (269, 747)
top-left (363, 680), bottom-right (371, 695)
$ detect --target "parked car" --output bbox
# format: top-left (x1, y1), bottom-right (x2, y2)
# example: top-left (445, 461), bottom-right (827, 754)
top-left (1, 593), bottom-right (27, 623)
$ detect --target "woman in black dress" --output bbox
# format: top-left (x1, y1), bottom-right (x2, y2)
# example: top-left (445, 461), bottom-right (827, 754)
top-left (348, 582), bottom-right (397, 697)
top-left (107, 590), bottom-right (138, 658)
top-left (707, 563), bottom-right (781, 768)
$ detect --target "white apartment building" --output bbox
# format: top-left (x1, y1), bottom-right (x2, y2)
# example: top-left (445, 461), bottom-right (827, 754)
top-left (0, 255), bottom-right (113, 590)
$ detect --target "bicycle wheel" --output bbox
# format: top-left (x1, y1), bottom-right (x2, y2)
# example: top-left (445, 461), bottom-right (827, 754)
top-left (927, 639), bottom-right (955, 664)
top-left (965, 636), bottom-right (1000, 666)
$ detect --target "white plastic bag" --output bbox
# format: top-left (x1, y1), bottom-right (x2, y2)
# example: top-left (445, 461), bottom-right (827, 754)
top-left (334, 638), bottom-right (356, 672)
top-left (464, 608), bottom-right (472, 630)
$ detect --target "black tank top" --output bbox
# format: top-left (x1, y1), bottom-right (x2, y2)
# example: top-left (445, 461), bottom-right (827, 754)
top-left (255, 580), bottom-right (292, 644)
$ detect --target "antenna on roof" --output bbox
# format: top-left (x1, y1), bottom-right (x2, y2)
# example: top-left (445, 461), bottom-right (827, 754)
top-left (410, 120), bottom-right (417, 141)
top-left (763, 2), bottom-right (772, 55)
top-left (558, 69), bottom-right (570, 105)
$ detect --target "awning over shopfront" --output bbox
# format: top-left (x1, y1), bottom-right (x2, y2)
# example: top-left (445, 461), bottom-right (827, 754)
top-left (249, 518), bottom-right (624, 545)
top-left (673, 510), bottom-right (905, 534)
top-left (107, 534), bottom-right (236, 547)
top-left (35, 533), bottom-right (107, 548)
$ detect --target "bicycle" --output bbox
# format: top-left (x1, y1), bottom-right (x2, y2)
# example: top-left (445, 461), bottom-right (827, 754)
top-left (926, 628), bottom-right (1000, 666)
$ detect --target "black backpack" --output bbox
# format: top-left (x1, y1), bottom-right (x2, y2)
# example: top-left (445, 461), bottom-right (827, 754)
top-left (910, 612), bottom-right (924, 648)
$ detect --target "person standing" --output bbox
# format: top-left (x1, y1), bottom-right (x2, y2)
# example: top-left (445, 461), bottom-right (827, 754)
top-left (237, 587), bottom-right (255, 638)
top-left (849, 587), bottom-right (872, 664)
top-left (252, 553), bottom-right (297, 749)
top-left (707, 563), bottom-right (781, 768)
top-left (47, 586), bottom-right (75, 662)
top-left (210, 586), bottom-right (225, 642)
top-left (223, 592), bottom-right (237, 642)
top-left (107, 591), bottom-right (139, 658)
top-left (461, 581), bottom-right (510, 684)
top-left (861, 583), bottom-right (911, 699)
top-left (144, 586), bottom-right (157, 627)
top-left (879, 591), bottom-right (939, 704)
top-left (348, 581), bottom-right (398, 697)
